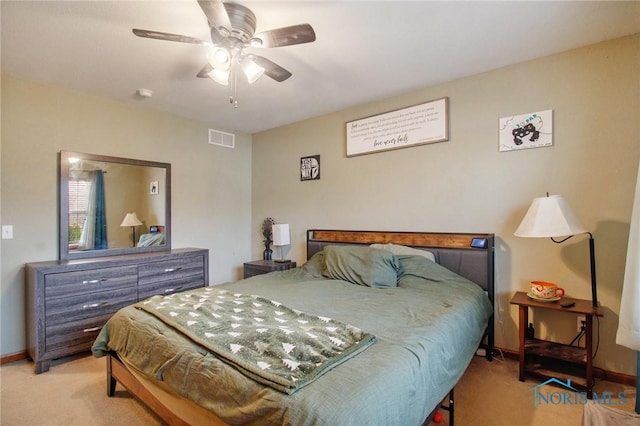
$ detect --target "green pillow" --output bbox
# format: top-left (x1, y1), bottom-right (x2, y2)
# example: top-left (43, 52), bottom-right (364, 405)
top-left (322, 245), bottom-right (401, 288)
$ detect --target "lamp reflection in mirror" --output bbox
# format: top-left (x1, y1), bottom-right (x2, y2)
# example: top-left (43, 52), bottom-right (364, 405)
top-left (272, 224), bottom-right (290, 263)
top-left (514, 193), bottom-right (598, 307)
top-left (120, 212), bottom-right (143, 247)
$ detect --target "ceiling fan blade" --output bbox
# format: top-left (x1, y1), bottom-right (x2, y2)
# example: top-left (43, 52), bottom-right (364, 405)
top-left (197, 63), bottom-right (213, 78)
top-left (252, 24), bottom-right (316, 48)
top-left (197, 0), bottom-right (232, 32)
top-left (251, 56), bottom-right (292, 82)
top-left (132, 29), bottom-right (208, 45)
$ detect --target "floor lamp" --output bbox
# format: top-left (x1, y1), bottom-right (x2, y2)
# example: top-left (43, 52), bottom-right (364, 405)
top-left (514, 193), bottom-right (598, 308)
top-left (120, 212), bottom-right (142, 247)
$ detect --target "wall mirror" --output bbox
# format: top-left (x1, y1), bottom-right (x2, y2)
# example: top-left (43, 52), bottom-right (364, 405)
top-left (59, 151), bottom-right (171, 260)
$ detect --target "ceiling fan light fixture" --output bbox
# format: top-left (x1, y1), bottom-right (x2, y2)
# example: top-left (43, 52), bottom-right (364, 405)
top-left (132, 0), bottom-right (317, 89)
top-left (208, 47), bottom-right (231, 69)
top-left (240, 56), bottom-right (264, 84)
top-left (208, 68), bottom-right (230, 86)
top-left (248, 37), bottom-right (263, 48)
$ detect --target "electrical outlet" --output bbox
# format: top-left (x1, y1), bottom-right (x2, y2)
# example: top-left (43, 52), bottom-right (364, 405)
top-left (1, 225), bottom-right (13, 239)
top-left (577, 315), bottom-right (586, 332)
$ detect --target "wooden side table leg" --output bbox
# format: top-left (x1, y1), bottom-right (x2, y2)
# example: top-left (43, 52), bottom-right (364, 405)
top-left (518, 305), bottom-right (528, 382)
top-left (585, 315), bottom-right (594, 399)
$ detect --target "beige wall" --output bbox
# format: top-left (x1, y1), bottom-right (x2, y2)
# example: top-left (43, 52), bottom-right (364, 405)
top-left (252, 34), bottom-right (640, 375)
top-left (0, 75), bottom-right (253, 356)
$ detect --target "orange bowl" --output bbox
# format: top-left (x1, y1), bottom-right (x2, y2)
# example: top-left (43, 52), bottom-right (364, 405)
top-left (530, 281), bottom-right (565, 299)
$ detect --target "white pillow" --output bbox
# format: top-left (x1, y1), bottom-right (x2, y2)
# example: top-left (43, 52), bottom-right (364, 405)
top-left (369, 243), bottom-right (436, 262)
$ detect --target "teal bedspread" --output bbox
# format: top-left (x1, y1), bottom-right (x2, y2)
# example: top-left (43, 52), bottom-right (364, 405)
top-left (93, 253), bottom-right (492, 425)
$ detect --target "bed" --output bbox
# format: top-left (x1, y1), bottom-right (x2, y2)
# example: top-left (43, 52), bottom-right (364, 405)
top-left (92, 230), bottom-right (495, 425)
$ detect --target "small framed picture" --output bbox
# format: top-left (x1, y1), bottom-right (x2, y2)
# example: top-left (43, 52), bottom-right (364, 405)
top-left (150, 181), bottom-right (159, 195)
top-left (300, 155), bottom-right (320, 181)
top-left (499, 109), bottom-right (553, 152)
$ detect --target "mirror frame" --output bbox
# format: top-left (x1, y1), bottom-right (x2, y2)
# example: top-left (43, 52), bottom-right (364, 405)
top-left (59, 151), bottom-right (171, 260)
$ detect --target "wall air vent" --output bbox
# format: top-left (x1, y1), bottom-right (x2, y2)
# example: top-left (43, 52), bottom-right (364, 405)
top-left (208, 129), bottom-right (235, 149)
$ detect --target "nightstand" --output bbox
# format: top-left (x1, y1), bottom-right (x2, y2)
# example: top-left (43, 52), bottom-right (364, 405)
top-left (243, 260), bottom-right (297, 278)
top-left (510, 291), bottom-right (603, 398)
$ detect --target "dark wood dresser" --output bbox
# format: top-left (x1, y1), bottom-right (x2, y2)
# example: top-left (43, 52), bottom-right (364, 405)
top-left (26, 248), bottom-right (209, 373)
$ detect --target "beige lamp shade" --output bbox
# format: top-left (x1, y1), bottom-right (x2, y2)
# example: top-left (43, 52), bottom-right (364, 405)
top-left (120, 212), bottom-right (143, 227)
top-left (514, 194), bottom-right (588, 238)
top-left (272, 224), bottom-right (290, 246)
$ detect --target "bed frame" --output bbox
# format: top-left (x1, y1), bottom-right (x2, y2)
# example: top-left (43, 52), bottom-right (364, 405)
top-left (106, 230), bottom-right (495, 426)
top-left (307, 229), bottom-right (495, 359)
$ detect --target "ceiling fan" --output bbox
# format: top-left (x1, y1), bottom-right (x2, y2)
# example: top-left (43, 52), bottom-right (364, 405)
top-left (132, 0), bottom-right (316, 87)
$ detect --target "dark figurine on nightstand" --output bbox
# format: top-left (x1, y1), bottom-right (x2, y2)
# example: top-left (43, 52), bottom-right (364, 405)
top-left (262, 218), bottom-right (274, 260)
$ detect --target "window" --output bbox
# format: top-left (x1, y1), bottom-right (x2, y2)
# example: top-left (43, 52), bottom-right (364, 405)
top-left (68, 178), bottom-right (91, 244)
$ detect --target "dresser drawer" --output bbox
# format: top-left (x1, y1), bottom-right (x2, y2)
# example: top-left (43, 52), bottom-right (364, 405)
top-left (138, 255), bottom-right (206, 300)
top-left (138, 274), bottom-right (205, 300)
top-left (45, 313), bottom-right (115, 354)
top-left (45, 265), bottom-right (138, 299)
top-left (45, 286), bottom-right (137, 326)
top-left (138, 255), bottom-right (205, 283)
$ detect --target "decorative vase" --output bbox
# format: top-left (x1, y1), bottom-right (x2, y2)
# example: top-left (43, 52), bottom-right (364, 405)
top-left (261, 217), bottom-right (274, 261)
top-left (263, 247), bottom-right (272, 260)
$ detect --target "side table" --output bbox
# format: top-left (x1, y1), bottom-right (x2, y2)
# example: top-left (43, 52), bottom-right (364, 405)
top-left (243, 260), bottom-right (297, 278)
top-left (510, 291), bottom-right (603, 399)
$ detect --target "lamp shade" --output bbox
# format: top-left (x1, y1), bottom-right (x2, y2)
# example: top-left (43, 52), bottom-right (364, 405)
top-left (240, 55), bottom-right (264, 84)
top-left (514, 194), bottom-right (588, 238)
top-left (120, 212), bottom-right (142, 227)
top-left (208, 68), bottom-right (230, 86)
top-left (272, 224), bottom-right (290, 246)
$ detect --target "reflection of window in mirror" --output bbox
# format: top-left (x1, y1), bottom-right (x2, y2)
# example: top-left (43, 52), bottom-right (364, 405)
top-left (68, 174), bottom-right (91, 249)
top-left (68, 169), bottom-right (107, 251)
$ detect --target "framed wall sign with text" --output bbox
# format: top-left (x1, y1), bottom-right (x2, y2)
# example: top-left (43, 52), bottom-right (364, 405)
top-left (345, 97), bottom-right (449, 157)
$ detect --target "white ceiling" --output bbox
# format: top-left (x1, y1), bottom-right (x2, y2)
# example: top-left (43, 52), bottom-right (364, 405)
top-left (2, 1), bottom-right (639, 134)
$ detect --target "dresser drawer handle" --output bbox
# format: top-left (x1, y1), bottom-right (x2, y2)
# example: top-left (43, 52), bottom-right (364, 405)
top-left (164, 286), bottom-right (184, 293)
top-left (83, 326), bottom-right (102, 333)
top-left (164, 267), bottom-right (183, 273)
top-left (82, 301), bottom-right (108, 309)
top-left (82, 278), bottom-right (107, 284)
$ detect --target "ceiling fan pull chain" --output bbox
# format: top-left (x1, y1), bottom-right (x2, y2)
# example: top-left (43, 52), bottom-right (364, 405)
top-left (232, 71), bottom-right (239, 108)
top-left (229, 70), bottom-right (235, 106)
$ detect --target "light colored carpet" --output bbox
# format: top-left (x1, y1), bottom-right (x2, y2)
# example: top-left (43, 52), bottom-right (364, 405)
top-left (0, 352), bottom-right (637, 425)
top-left (0, 354), bottom-right (160, 426)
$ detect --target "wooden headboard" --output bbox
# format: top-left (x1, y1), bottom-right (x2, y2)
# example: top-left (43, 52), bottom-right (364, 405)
top-left (306, 229), bottom-right (495, 358)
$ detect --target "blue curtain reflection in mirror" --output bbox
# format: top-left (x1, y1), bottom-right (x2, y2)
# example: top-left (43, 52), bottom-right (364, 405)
top-left (73, 169), bottom-right (108, 250)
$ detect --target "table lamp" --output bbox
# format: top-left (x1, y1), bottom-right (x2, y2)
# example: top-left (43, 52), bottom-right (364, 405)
top-left (120, 212), bottom-right (143, 247)
top-left (515, 193), bottom-right (598, 307)
top-left (272, 223), bottom-right (291, 263)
